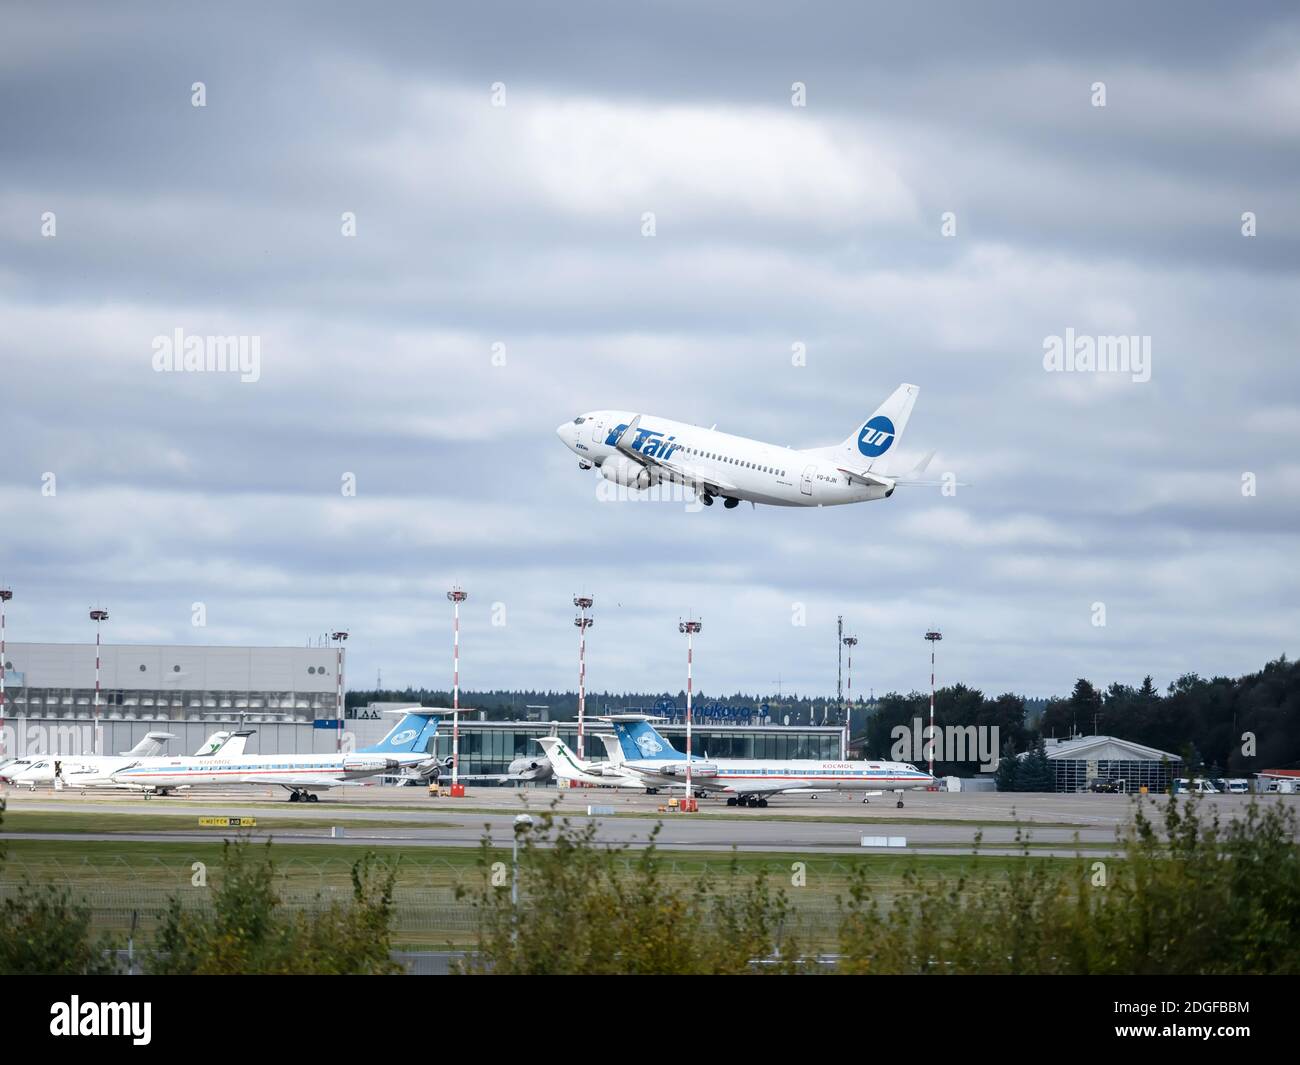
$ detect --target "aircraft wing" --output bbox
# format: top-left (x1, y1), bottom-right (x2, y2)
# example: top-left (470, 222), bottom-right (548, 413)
top-left (613, 416), bottom-right (739, 494)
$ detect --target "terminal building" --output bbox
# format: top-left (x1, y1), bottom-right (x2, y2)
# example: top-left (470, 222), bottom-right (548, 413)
top-left (0, 642), bottom-right (846, 774)
top-left (413, 716), bottom-right (849, 776)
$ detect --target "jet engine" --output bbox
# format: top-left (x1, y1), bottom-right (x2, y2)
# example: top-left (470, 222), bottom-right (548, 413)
top-left (343, 755), bottom-right (397, 774)
top-left (599, 456), bottom-right (654, 490)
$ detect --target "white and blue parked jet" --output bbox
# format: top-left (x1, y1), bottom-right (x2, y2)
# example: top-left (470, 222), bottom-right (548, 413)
top-left (110, 710), bottom-right (445, 801)
top-left (2, 730), bottom-right (249, 790)
top-left (557, 383), bottom-right (951, 509)
top-left (605, 715), bottom-right (935, 808)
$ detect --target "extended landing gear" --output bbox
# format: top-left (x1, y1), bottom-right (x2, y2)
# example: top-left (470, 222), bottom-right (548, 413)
top-left (287, 789), bottom-right (320, 803)
top-left (700, 494), bottom-right (714, 506)
top-left (723, 497), bottom-right (739, 509)
top-left (730, 796), bottom-right (768, 808)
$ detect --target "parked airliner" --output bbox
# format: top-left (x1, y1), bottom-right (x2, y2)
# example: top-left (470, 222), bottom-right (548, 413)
top-left (606, 715), bottom-right (934, 807)
top-left (534, 735), bottom-right (649, 791)
top-left (2, 731), bottom-right (244, 790)
top-left (110, 710), bottom-right (443, 801)
top-left (9, 730), bottom-right (255, 791)
top-left (556, 383), bottom-right (953, 508)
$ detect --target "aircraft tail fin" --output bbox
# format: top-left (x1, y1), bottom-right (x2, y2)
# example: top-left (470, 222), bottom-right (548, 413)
top-left (612, 718), bottom-right (680, 761)
top-left (193, 731), bottom-right (231, 757)
top-left (122, 731), bottom-right (176, 757)
top-left (361, 711), bottom-right (442, 755)
top-left (596, 733), bottom-right (624, 765)
top-left (535, 736), bottom-right (587, 781)
top-left (832, 383), bottom-right (919, 471)
top-left (213, 730), bottom-right (255, 758)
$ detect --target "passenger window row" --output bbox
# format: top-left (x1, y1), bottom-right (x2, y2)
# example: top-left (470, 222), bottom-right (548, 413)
top-left (683, 446), bottom-right (783, 477)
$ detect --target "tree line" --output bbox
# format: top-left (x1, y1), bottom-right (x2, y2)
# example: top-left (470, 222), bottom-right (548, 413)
top-left (361, 655), bottom-right (1300, 777)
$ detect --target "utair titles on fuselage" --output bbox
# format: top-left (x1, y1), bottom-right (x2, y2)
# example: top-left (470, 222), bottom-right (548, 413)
top-left (556, 383), bottom-right (954, 509)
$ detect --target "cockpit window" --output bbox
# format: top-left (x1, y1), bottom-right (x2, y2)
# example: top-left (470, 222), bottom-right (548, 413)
top-left (573, 417), bottom-right (586, 424)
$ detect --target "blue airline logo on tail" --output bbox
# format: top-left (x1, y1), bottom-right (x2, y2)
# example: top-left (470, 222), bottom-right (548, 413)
top-left (363, 713), bottom-right (439, 755)
top-left (604, 424), bottom-right (683, 461)
top-left (613, 720), bottom-right (680, 761)
top-left (857, 415), bottom-right (895, 458)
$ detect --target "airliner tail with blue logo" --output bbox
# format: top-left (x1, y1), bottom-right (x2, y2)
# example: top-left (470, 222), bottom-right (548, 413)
top-left (602, 714), bottom-right (935, 808)
top-left (557, 383), bottom-right (958, 509)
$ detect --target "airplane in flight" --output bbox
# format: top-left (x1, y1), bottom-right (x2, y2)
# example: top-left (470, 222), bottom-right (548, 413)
top-left (5, 729), bottom-right (253, 790)
top-left (109, 710), bottom-right (443, 801)
top-left (556, 383), bottom-right (953, 509)
top-left (605, 715), bottom-right (935, 807)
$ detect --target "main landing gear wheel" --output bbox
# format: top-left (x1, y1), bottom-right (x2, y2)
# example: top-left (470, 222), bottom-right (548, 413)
top-left (758, 798), bottom-right (768, 807)
top-left (726, 797), bottom-right (737, 807)
top-left (896, 799), bottom-right (905, 808)
top-left (700, 494), bottom-right (714, 506)
top-left (723, 497), bottom-right (739, 509)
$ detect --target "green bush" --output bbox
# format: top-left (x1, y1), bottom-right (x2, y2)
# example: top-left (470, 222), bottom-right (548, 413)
top-left (459, 814), bottom-right (800, 974)
top-left (838, 797), bottom-right (1300, 974)
top-left (0, 798), bottom-right (120, 974)
top-left (148, 840), bottom-right (400, 975)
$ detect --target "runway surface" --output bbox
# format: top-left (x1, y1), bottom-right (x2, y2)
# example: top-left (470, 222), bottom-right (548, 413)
top-left (4, 785), bottom-right (1293, 856)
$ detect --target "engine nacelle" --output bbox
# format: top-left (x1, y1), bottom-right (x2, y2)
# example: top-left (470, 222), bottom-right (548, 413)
top-left (343, 755), bottom-right (395, 773)
top-left (657, 761), bottom-right (718, 779)
top-left (599, 456), bottom-right (654, 490)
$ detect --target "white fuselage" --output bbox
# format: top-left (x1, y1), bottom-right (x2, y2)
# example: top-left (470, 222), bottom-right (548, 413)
top-left (620, 758), bottom-right (934, 796)
top-left (111, 752), bottom-right (426, 791)
top-left (9, 754), bottom-right (150, 788)
top-left (557, 411), bottom-right (892, 507)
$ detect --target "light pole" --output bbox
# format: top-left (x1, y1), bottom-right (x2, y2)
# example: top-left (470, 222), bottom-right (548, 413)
top-left (573, 596), bottom-right (593, 759)
top-left (331, 631), bottom-right (348, 753)
top-left (679, 619), bottom-right (702, 802)
top-left (512, 812), bottom-right (534, 944)
top-left (0, 587), bottom-right (11, 757)
top-left (90, 609), bottom-right (109, 755)
top-left (924, 629), bottom-right (943, 780)
top-left (447, 587), bottom-right (467, 794)
top-left (835, 614), bottom-right (843, 727)
top-left (842, 634), bottom-right (858, 759)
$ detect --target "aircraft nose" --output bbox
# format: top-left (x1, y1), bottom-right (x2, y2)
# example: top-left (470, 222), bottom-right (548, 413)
top-left (556, 421), bottom-right (572, 443)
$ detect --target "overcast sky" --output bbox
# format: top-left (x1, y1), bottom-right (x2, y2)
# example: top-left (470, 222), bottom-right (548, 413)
top-left (2, 1), bottom-right (1298, 702)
